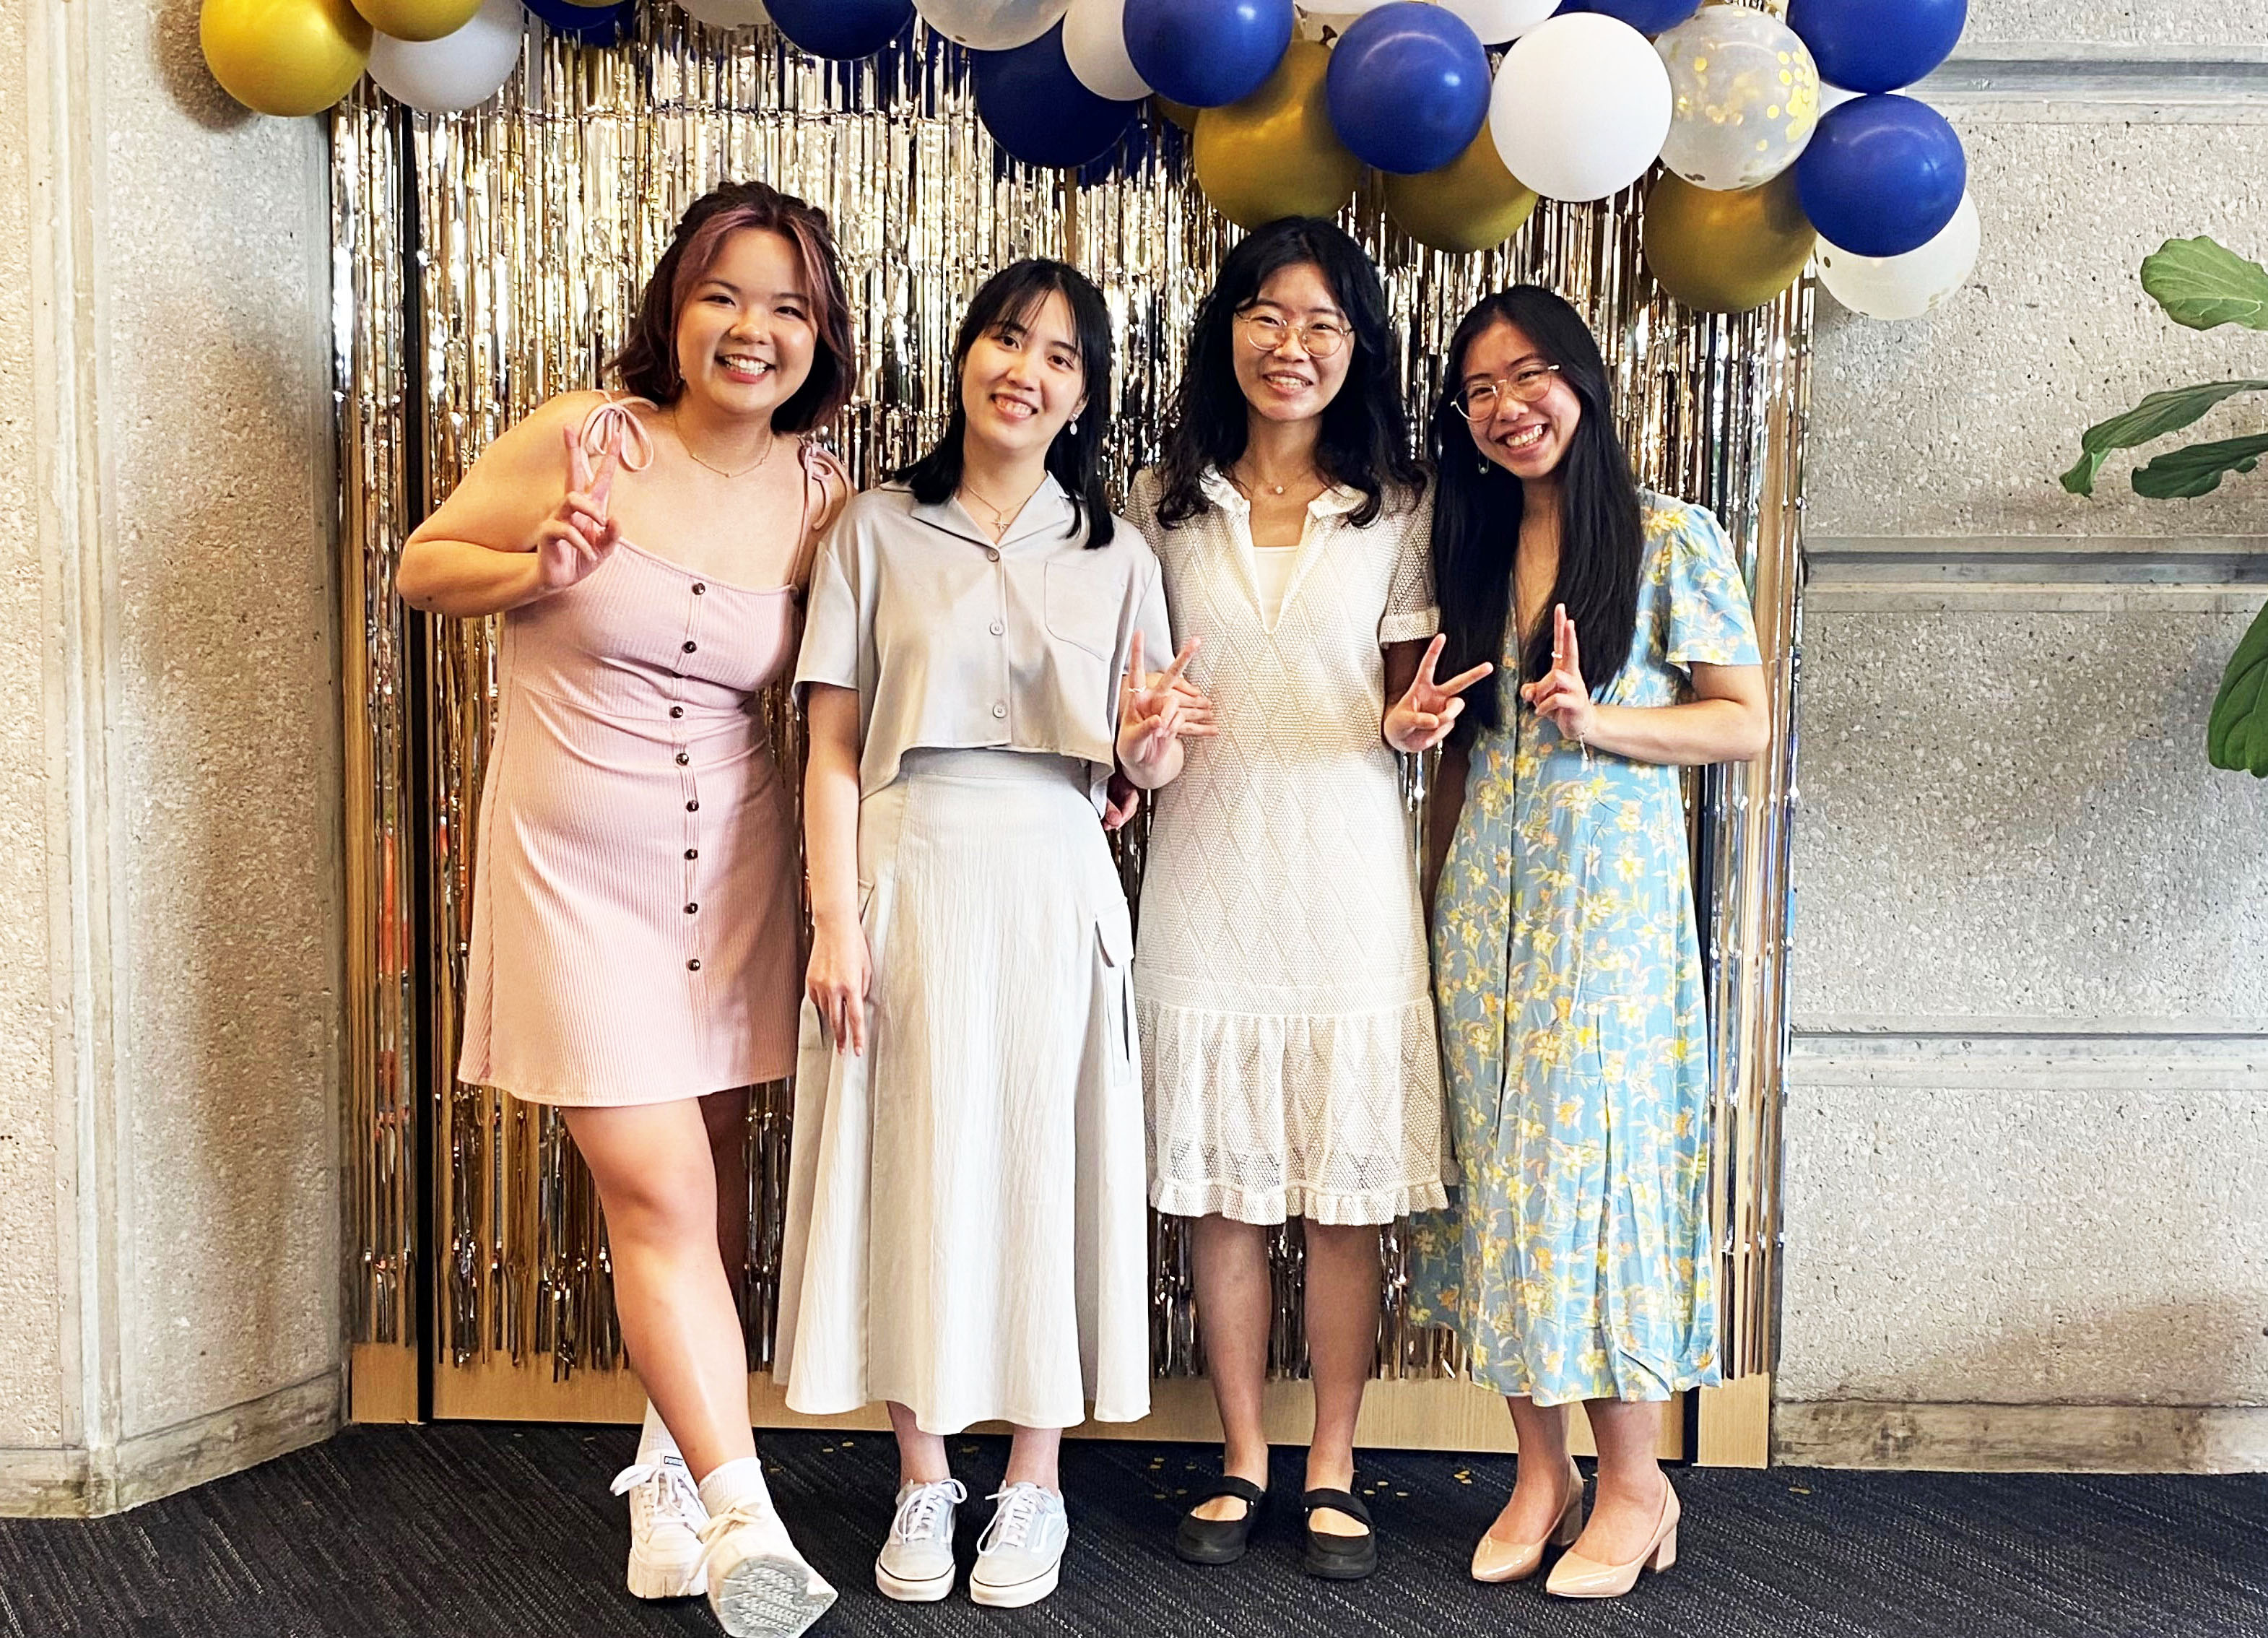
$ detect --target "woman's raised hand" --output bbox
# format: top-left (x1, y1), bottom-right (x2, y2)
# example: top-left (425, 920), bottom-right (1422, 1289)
top-left (1521, 604), bottom-right (1596, 742)
top-left (533, 424), bottom-right (622, 592)
top-left (1117, 630), bottom-right (1216, 778)
top-left (1385, 633), bottom-right (1493, 753)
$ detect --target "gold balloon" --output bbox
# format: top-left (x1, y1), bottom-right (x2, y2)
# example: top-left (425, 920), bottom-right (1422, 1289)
top-left (1384, 129), bottom-right (1539, 256)
top-left (1642, 169), bottom-right (1815, 313)
top-left (350, 0), bottom-right (481, 42)
top-left (1155, 95), bottom-right (1199, 133)
top-left (201, 0), bottom-right (372, 116)
top-left (1192, 42), bottom-right (1361, 231)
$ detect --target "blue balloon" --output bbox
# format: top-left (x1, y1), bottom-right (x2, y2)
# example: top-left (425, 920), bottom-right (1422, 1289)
top-left (1789, 0), bottom-right (1967, 94)
top-left (521, 0), bottom-right (633, 45)
top-left (1326, 3), bottom-right (1489, 176)
top-left (1124, 0), bottom-right (1294, 109)
top-left (1796, 95), bottom-right (1966, 258)
top-left (1560, 0), bottom-right (1702, 35)
top-left (768, 0), bottom-right (914, 60)
top-left (973, 24), bottom-right (1142, 170)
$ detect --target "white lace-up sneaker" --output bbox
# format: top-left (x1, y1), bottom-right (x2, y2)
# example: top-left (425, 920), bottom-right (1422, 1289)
top-left (612, 1455), bottom-right (708, 1599)
top-left (969, 1483), bottom-right (1069, 1609)
top-left (698, 1499), bottom-right (838, 1638)
top-left (875, 1478), bottom-right (966, 1602)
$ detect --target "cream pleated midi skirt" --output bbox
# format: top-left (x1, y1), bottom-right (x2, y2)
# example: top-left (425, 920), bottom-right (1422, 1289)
top-left (773, 749), bottom-right (1152, 1435)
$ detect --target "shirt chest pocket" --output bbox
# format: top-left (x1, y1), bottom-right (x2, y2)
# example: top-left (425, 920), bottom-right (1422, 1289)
top-left (1043, 558), bottom-right (1123, 661)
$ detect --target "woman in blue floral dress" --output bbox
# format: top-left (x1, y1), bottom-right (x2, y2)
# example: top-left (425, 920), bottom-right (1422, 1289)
top-left (1412, 287), bottom-right (1768, 1600)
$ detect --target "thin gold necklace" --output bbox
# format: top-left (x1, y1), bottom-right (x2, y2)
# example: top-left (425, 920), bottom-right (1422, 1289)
top-left (960, 478), bottom-right (1037, 537)
top-left (671, 412), bottom-right (778, 480)
top-left (1233, 459), bottom-right (1319, 498)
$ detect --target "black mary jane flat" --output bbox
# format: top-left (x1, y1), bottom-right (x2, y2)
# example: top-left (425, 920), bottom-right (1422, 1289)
top-left (1300, 1487), bottom-right (1378, 1580)
top-left (1176, 1476), bottom-right (1268, 1566)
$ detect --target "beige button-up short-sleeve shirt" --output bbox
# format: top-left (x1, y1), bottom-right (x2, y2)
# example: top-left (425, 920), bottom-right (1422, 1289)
top-left (796, 477), bottom-right (1173, 810)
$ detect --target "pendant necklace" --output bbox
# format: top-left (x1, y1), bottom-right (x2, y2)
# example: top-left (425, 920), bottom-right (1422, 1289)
top-left (672, 412), bottom-right (775, 480)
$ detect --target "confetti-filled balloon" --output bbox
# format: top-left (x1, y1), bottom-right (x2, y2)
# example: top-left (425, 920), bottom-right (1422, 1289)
top-left (1642, 169), bottom-right (1815, 312)
top-left (1490, 12), bottom-right (1671, 202)
top-left (917, 0), bottom-right (1068, 51)
top-left (1383, 126), bottom-right (1539, 253)
top-left (370, 0), bottom-right (523, 108)
top-left (1126, 0), bottom-right (1295, 108)
top-left (1794, 92), bottom-right (1965, 258)
top-left (201, 0), bottom-right (371, 116)
top-left (352, 0), bottom-right (479, 41)
top-left (1326, 2), bottom-right (1490, 176)
top-left (1656, 7), bottom-right (1820, 191)
top-left (1061, 0), bottom-right (1150, 100)
top-left (973, 22), bottom-right (1141, 167)
top-left (768, 0), bottom-right (911, 57)
top-left (1789, 0), bottom-right (1967, 95)
top-left (1193, 40), bottom-right (1360, 227)
top-left (1817, 189), bottom-right (1978, 319)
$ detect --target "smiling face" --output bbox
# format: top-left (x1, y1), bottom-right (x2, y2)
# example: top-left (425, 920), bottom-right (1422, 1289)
top-left (1460, 317), bottom-right (1583, 483)
top-left (960, 290), bottom-right (1087, 464)
top-left (672, 227), bottom-right (818, 423)
top-left (1231, 261), bottom-right (1355, 428)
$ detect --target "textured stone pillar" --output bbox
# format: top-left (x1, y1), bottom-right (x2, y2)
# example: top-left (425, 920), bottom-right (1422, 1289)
top-left (1778, 4), bottom-right (2268, 1470)
top-left (0, 0), bottom-right (343, 1515)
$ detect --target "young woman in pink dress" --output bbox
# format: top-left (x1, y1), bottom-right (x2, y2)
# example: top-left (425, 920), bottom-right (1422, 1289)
top-left (396, 181), bottom-right (852, 1638)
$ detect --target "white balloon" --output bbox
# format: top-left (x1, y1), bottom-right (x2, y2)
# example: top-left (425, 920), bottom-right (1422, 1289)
top-left (368, 0), bottom-right (524, 113)
top-left (1656, 7), bottom-right (1820, 191)
top-left (1439, 0), bottom-right (1558, 45)
top-left (1817, 191), bottom-right (1981, 321)
top-left (915, 0), bottom-right (1069, 50)
top-left (677, 0), bottom-right (768, 25)
top-left (1062, 0), bottom-right (1148, 99)
top-left (1490, 14), bottom-right (1671, 202)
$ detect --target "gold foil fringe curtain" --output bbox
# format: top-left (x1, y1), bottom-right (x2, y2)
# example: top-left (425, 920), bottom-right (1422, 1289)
top-left (336, 9), bottom-right (1804, 1392)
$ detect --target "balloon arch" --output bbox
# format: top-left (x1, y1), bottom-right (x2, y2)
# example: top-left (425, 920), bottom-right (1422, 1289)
top-left (199, 0), bottom-right (1978, 317)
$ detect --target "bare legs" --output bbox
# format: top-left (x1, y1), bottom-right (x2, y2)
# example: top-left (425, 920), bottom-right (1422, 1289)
top-left (564, 1099), bottom-right (752, 1481)
top-left (1187, 1216), bottom-right (1382, 1535)
top-left (700, 1087), bottom-right (752, 1315)
top-left (1485, 1395), bottom-right (1667, 1561)
top-left (890, 1405), bottom-right (1062, 1491)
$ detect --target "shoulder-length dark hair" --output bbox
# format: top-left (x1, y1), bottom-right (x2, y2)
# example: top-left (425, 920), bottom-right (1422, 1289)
top-left (1429, 285), bottom-right (1643, 745)
top-left (609, 181), bottom-right (855, 433)
top-left (1155, 217), bottom-right (1423, 530)
top-left (896, 259), bottom-right (1116, 549)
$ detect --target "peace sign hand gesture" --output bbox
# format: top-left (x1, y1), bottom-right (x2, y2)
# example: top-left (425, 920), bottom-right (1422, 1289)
top-left (1117, 630), bottom-right (1215, 783)
top-left (1384, 633), bottom-right (1494, 753)
top-left (534, 423), bottom-right (622, 593)
top-left (1520, 604), bottom-right (1595, 742)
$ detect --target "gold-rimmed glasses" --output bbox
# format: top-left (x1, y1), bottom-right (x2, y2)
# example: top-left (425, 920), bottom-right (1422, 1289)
top-left (1454, 363), bottom-right (1563, 420)
top-left (1236, 310), bottom-right (1352, 358)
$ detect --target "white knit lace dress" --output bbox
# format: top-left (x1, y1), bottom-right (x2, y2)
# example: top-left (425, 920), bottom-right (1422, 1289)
top-left (1126, 468), bottom-right (1451, 1227)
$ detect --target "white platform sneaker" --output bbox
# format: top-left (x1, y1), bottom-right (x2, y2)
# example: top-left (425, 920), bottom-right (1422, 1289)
top-left (876, 1478), bottom-right (966, 1602)
top-left (698, 1498), bottom-right (838, 1638)
top-left (612, 1455), bottom-right (708, 1600)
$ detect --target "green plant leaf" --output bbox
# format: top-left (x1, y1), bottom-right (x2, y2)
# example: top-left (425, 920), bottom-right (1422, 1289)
top-left (2141, 236), bottom-right (2268, 332)
top-left (2060, 379), bottom-right (2268, 495)
top-left (2132, 431), bottom-right (2268, 498)
top-left (2208, 599), bottom-right (2268, 776)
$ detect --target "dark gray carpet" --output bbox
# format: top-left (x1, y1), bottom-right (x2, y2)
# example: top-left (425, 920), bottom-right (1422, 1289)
top-left (2, 1424), bottom-right (2264, 1637)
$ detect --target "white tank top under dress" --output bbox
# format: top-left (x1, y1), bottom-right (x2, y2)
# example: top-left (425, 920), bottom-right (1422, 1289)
top-left (455, 395), bottom-right (841, 1107)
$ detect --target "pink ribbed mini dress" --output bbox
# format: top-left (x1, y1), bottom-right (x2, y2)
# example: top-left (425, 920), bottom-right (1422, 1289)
top-left (456, 397), bottom-right (835, 1106)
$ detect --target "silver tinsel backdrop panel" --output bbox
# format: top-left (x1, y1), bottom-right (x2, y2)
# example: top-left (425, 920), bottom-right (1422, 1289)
top-left (336, 10), bottom-right (1805, 1404)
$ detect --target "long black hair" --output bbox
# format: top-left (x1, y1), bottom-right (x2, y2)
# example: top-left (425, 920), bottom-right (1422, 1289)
top-left (1155, 217), bottom-right (1423, 529)
top-left (1429, 286), bottom-right (1643, 745)
top-left (896, 259), bottom-right (1116, 548)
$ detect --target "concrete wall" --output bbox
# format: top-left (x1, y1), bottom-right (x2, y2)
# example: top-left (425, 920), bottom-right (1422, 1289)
top-left (0, 0), bottom-right (344, 1515)
top-left (1780, 12), bottom-right (2268, 1469)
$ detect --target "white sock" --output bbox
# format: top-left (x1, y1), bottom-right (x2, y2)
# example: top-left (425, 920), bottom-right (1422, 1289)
top-left (698, 1456), bottom-right (777, 1520)
top-left (638, 1400), bottom-right (682, 1465)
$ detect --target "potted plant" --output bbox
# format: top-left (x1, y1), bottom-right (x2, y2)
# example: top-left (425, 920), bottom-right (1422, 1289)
top-left (2062, 235), bottom-right (2267, 776)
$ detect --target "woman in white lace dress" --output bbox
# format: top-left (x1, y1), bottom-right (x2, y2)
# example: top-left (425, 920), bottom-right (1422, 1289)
top-left (1126, 217), bottom-right (1490, 1581)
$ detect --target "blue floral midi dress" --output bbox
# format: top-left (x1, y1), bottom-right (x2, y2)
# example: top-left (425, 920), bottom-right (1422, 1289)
top-left (1409, 495), bottom-right (1761, 1407)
